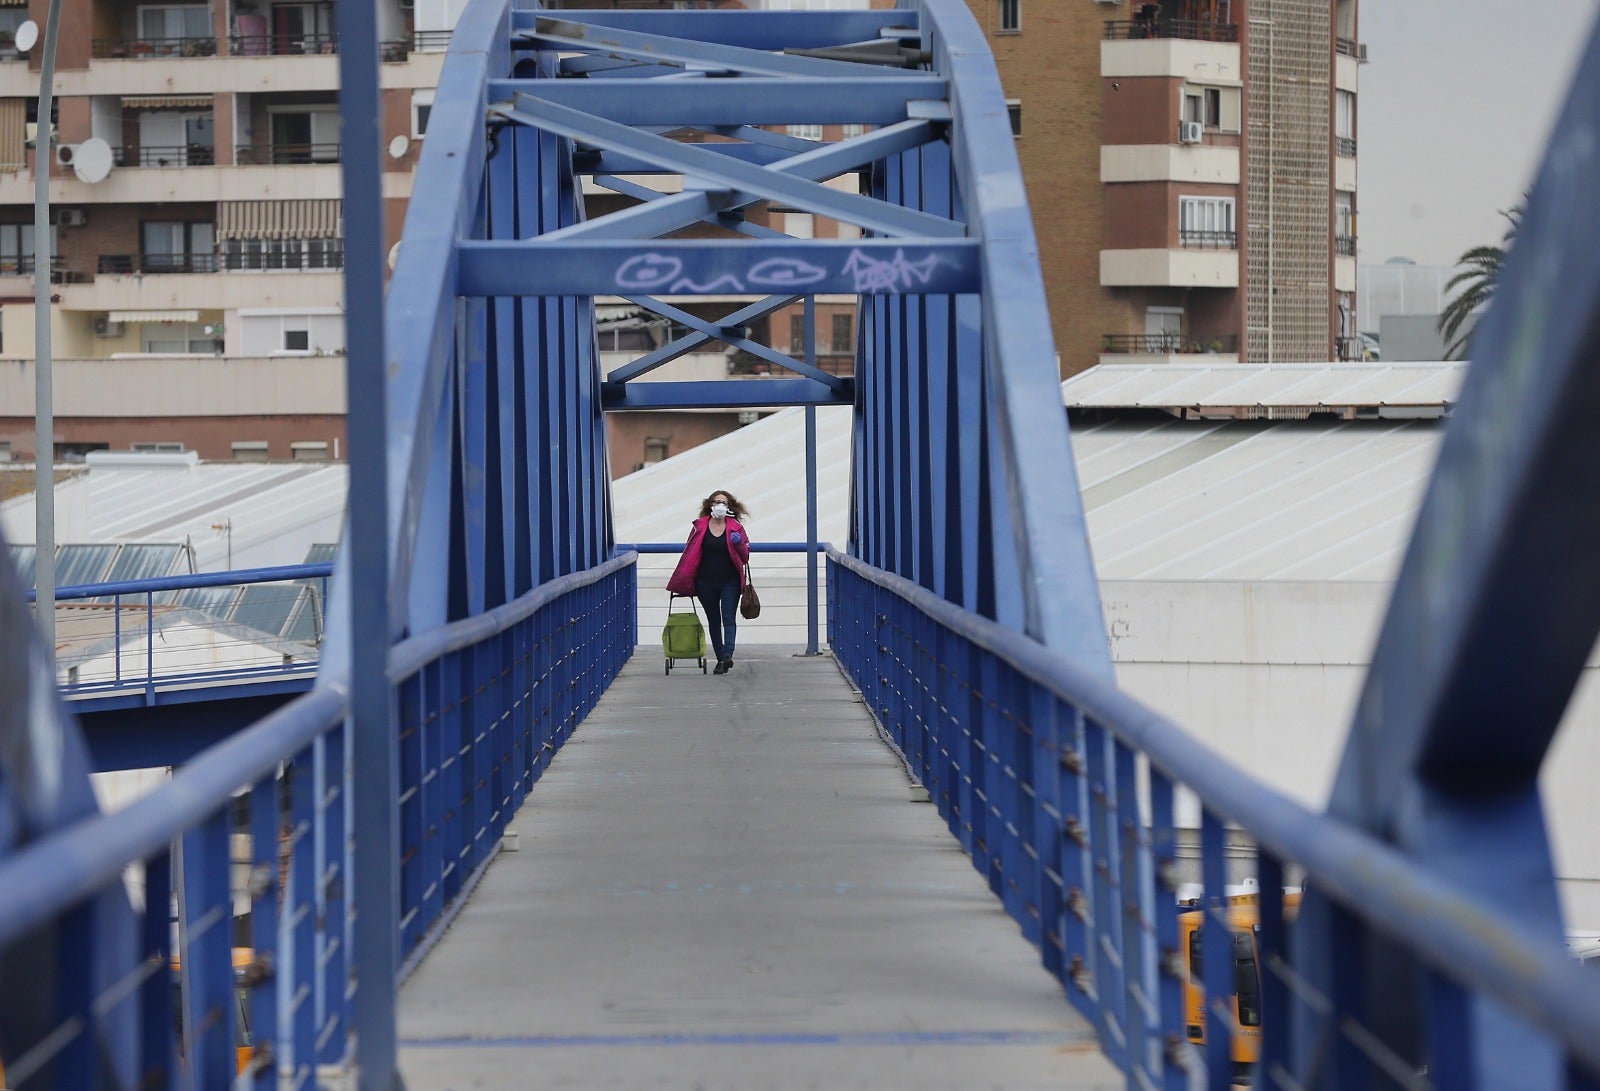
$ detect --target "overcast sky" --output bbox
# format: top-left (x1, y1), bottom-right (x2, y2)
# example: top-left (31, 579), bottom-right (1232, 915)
top-left (1359, 0), bottom-right (1600, 268)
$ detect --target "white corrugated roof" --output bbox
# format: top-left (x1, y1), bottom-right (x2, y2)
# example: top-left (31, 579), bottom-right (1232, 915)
top-left (0, 455), bottom-right (347, 572)
top-left (1062, 362), bottom-right (1468, 412)
top-left (611, 402), bottom-right (1443, 585)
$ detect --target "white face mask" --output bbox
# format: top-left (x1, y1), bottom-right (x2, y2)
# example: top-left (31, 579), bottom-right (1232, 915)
top-left (710, 502), bottom-right (729, 519)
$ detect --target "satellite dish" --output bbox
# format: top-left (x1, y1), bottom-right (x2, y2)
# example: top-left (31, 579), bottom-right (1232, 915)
top-left (388, 134), bottom-right (410, 160)
top-left (13, 20), bottom-right (37, 52)
top-left (73, 137), bottom-right (112, 184)
top-left (387, 241), bottom-right (401, 271)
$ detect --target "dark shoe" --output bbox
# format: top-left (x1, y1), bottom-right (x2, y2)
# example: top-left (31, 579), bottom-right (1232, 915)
top-left (713, 660), bottom-right (728, 675)
top-left (723, 659), bottom-right (734, 672)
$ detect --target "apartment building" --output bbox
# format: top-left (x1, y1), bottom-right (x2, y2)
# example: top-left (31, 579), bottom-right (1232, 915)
top-left (0, 0), bottom-right (453, 461)
top-left (974, 0), bottom-right (1362, 375)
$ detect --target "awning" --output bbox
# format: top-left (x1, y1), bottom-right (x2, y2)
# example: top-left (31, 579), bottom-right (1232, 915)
top-left (122, 95), bottom-right (213, 110)
top-left (108, 310), bottom-right (200, 324)
top-left (216, 199), bottom-right (342, 240)
top-left (0, 99), bottom-right (23, 172)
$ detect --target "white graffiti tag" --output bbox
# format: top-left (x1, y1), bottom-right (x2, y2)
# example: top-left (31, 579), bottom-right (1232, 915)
top-left (615, 253), bottom-right (683, 291)
top-left (747, 257), bottom-right (828, 288)
top-left (841, 249), bottom-right (948, 294)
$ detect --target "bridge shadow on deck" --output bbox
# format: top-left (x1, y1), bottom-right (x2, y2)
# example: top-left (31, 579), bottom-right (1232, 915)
top-left (397, 647), bottom-right (1118, 1090)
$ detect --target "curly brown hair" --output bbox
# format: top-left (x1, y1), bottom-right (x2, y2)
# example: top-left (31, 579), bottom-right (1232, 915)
top-left (699, 490), bottom-right (747, 519)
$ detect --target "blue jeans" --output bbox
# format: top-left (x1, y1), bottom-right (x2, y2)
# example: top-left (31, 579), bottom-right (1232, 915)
top-left (696, 578), bottom-right (740, 663)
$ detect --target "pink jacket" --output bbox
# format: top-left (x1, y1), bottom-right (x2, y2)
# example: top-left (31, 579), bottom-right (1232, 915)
top-left (667, 516), bottom-right (750, 595)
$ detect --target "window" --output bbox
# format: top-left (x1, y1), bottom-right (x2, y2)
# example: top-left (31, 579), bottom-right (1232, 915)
top-left (998, 0), bottom-right (1019, 32)
top-left (786, 124), bottom-right (822, 142)
top-left (290, 441), bottom-right (328, 462)
top-left (789, 314), bottom-right (807, 354)
top-left (1178, 196), bottom-right (1236, 247)
top-left (137, 5), bottom-right (210, 49)
top-left (1335, 192), bottom-right (1356, 253)
top-left (411, 92), bottom-right (433, 138)
top-left (831, 313), bottom-right (853, 354)
top-left (0, 441), bottom-right (11, 463)
top-left (841, 124), bottom-right (867, 140)
top-left (643, 437), bottom-right (668, 465)
top-left (0, 222), bottom-right (54, 274)
top-left (131, 441), bottom-right (184, 453)
top-left (141, 220), bottom-right (215, 272)
top-left (1184, 84), bottom-right (1241, 132)
top-left (784, 213), bottom-right (814, 240)
top-left (283, 328), bottom-right (310, 352)
top-left (1335, 90), bottom-right (1356, 156)
top-left (232, 441), bottom-right (269, 462)
top-left (142, 322), bottom-right (216, 354)
top-left (1006, 100), bottom-right (1022, 137)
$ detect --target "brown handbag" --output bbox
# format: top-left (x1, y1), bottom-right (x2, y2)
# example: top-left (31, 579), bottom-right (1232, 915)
top-left (739, 564), bottom-right (761, 619)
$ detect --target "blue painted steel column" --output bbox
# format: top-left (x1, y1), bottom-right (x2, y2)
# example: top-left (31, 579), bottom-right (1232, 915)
top-left (335, 0), bottom-right (399, 1077)
top-left (804, 299), bottom-right (819, 655)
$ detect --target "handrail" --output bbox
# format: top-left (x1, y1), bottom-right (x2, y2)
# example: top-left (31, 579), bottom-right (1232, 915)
top-left (828, 546), bottom-right (1600, 1075)
top-left (388, 551), bottom-right (635, 682)
top-left (25, 562), bottom-right (333, 602)
top-left (0, 685), bottom-right (347, 948)
top-left (617, 542), bottom-right (832, 554)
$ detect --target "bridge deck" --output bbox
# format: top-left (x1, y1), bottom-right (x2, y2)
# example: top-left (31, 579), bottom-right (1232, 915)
top-left (397, 647), bottom-right (1119, 1089)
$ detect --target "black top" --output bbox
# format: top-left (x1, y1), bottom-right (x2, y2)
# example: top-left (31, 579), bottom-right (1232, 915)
top-left (698, 526), bottom-right (737, 587)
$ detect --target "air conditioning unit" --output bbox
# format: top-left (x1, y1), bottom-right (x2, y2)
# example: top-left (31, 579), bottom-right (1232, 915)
top-left (57, 208), bottom-right (86, 228)
top-left (1178, 120), bottom-right (1204, 144)
top-left (93, 317), bottom-right (124, 337)
top-left (55, 143), bottom-right (78, 166)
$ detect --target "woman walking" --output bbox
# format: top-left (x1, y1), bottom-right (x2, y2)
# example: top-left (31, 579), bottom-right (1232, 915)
top-left (667, 490), bottom-right (751, 675)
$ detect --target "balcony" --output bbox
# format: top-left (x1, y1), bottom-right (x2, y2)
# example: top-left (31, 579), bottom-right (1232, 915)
top-left (1336, 136), bottom-right (1357, 158)
top-left (229, 31), bottom-right (338, 56)
top-left (98, 254), bottom-right (220, 275)
top-left (1103, 18), bottom-right (1237, 43)
top-left (92, 35), bottom-right (218, 58)
top-left (0, 255), bottom-right (74, 282)
top-left (1101, 333), bottom-right (1239, 356)
top-left (1179, 229), bottom-right (1236, 250)
top-left (1335, 235), bottom-right (1357, 258)
top-left (234, 144), bottom-right (341, 165)
top-left (1335, 37), bottom-right (1366, 60)
top-left (222, 247), bottom-right (345, 273)
top-left (112, 144), bottom-right (215, 168)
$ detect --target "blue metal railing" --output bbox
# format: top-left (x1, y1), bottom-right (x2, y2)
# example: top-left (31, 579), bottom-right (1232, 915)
top-left (30, 564), bottom-right (334, 696)
top-left (0, 555), bottom-right (635, 1088)
top-left (828, 549), bottom-right (1600, 1088)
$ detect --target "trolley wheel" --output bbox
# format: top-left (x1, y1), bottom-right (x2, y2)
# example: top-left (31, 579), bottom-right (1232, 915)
top-left (665, 661), bottom-right (671, 675)
top-left (700, 657), bottom-right (707, 674)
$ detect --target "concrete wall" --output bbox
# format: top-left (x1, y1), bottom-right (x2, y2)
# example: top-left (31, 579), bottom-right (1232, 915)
top-left (1380, 313), bottom-right (1449, 361)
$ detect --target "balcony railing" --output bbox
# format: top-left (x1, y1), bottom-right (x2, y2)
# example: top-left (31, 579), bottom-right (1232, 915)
top-left (1336, 136), bottom-right (1357, 158)
top-left (229, 32), bottom-right (337, 56)
top-left (0, 254), bottom-right (69, 280)
top-left (413, 29), bottom-right (452, 51)
top-left (112, 144), bottom-right (215, 167)
top-left (1178, 228), bottom-right (1237, 250)
top-left (1103, 18), bottom-right (1238, 42)
top-left (234, 143), bottom-right (342, 165)
top-left (98, 253), bottom-right (220, 275)
top-left (222, 247), bottom-right (345, 272)
top-left (1335, 235), bottom-right (1358, 257)
top-left (1101, 333), bottom-right (1239, 355)
top-left (92, 35), bottom-right (218, 58)
top-left (1336, 36), bottom-right (1361, 58)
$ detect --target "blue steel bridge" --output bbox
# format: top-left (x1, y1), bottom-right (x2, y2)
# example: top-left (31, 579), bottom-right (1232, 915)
top-left (5, 1), bottom-right (1600, 1088)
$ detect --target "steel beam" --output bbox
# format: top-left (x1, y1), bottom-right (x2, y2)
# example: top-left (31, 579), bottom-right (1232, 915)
top-left (601, 378), bottom-right (851, 411)
top-left (486, 76), bottom-right (947, 127)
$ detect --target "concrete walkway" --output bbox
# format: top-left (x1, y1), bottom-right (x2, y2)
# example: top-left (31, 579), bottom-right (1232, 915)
top-left (397, 647), bottom-right (1120, 1090)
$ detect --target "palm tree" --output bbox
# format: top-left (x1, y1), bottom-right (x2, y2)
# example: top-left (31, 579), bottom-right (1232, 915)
top-left (1437, 201), bottom-right (1524, 360)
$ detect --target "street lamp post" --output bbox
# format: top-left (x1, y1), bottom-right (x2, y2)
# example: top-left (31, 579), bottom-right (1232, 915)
top-left (31, 0), bottom-right (61, 665)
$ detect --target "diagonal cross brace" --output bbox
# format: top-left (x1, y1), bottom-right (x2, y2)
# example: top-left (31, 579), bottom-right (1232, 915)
top-left (618, 293), bottom-right (848, 393)
top-left (523, 16), bottom-right (907, 81)
top-left (552, 119), bottom-right (943, 244)
top-left (491, 95), bottom-right (963, 240)
top-left (607, 293), bottom-right (800, 383)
